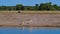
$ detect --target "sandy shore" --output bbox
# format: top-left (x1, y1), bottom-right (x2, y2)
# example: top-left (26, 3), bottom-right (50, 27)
top-left (0, 11), bottom-right (60, 27)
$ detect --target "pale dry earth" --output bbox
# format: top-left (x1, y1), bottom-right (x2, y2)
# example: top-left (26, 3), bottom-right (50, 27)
top-left (0, 11), bottom-right (60, 27)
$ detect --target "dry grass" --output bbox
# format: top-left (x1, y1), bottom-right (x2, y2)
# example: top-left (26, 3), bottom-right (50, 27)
top-left (0, 11), bottom-right (60, 14)
top-left (0, 11), bottom-right (18, 14)
top-left (21, 11), bottom-right (60, 14)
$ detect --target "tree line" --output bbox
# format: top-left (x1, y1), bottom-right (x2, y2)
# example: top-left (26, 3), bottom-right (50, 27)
top-left (0, 2), bottom-right (60, 11)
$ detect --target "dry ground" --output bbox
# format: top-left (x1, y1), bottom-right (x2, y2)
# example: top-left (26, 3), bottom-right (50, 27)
top-left (0, 11), bottom-right (60, 27)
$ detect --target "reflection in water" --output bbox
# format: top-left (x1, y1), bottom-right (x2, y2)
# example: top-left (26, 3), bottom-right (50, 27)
top-left (28, 27), bottom-right (33, 31)
top-left (17, 27), bottom-right (33, 31)
top-left (17, 27), bottom-right (59, 31)
top-left (0, 27), bottom-right (60, 34)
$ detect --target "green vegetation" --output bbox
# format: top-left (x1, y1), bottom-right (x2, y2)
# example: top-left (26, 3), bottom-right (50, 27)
top-left (0, 2), bottom-right (60, 11)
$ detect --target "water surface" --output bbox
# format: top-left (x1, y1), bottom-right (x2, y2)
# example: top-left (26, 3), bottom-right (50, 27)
top-left (0, 27), bottom-right (60, 34)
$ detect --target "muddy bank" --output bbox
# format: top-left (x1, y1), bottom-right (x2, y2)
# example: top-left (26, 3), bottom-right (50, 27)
top-left (0, 11), bottom-right (60, 27)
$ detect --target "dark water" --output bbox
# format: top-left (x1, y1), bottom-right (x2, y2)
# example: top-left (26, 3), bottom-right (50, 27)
top-left (0, 27), bottom-right (60, 34)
